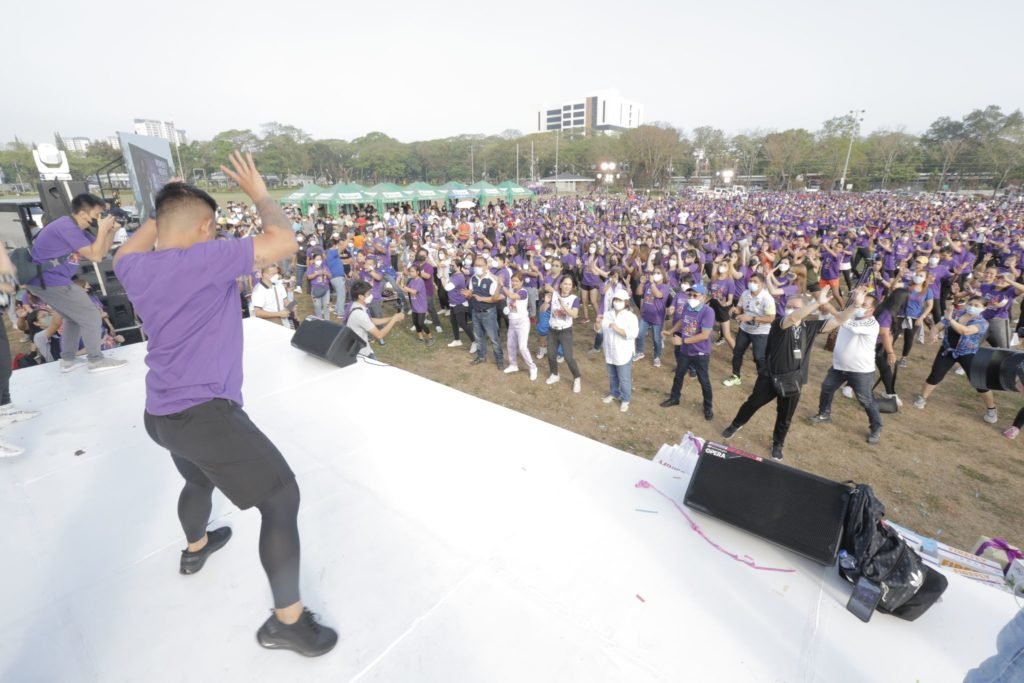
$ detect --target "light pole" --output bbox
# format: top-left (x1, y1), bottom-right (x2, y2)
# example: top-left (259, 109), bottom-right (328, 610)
top-left (839, 109), bottom-right (865, 192)
top-left (470, 145), bottom-right (475, 183)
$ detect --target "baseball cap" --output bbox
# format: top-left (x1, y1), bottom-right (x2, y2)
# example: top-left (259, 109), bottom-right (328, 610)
top-left (690, 283), bottom-right (708, 295)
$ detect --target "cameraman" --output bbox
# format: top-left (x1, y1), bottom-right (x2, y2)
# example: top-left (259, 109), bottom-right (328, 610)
top-left (26, 194), bottom-right (126, 373)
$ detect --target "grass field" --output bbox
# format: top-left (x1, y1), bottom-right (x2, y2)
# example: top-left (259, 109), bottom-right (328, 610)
top-left (280, 294), bottom-right (1024, 552)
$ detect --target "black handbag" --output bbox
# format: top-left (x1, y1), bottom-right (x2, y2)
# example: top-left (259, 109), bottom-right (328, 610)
top-left (839, 484), bottom-right (947, 621)
top-left (771, 369), bottom-right (802, 398)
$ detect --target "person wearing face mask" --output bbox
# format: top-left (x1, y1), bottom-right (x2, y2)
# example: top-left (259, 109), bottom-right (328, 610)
top-left (546, 274), bottom-right (583, 393)
top-left (581, 242), bottom-right (608, 323)
top-left (634, 267), bottom-right (668, 367)
top-left (25, 193), bottom-right (126, 373)
top-left (913, 295), bottom-right (999, 423)
top-left (467, 256), bottom-right (505, 368)
top-left (898, 266), bottom-right (934, 367)
top-left (659, 284), bottom-right (715, 419)
top-left (441, 259), bottom-right (476, 350)
top-left (250, 264), bottom-right (296, 329)
top-left (978, 268), bottom-right (1024, 349)
top-left (345, 280), bottom-right (403, 357)
top-left (808, 288), bottom-right (884, 445)
top-left (723, 275), bottom-right (776, 387)
top-left (304, 250), bottom-right (332, 320)
top-left (709, 261), bottom-right (738, 349)
top-left (501, 272), bottom-right (538, 380)
top-left (601, 290), bottom-right (639, 412)
top-left (722, 289), bottom-right (835, 461)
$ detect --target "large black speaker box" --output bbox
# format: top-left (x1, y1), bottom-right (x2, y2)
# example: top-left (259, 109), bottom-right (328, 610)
top-left (684, 442), bottom-right (851, 565)
top-left (969, 347), bottom-right (1024, 392)
top-left (104, 294), bottom-right (136, 330)
top-left (290, 319), bottom-right (365, 368)
top-left (37, 181), bottom-right (89, 223)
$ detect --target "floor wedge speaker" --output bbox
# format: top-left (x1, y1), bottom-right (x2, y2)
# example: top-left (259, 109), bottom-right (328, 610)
top-left (290, 319), bottom-right (364, 368)
top-left (684, 441), bottom-right (851, 565)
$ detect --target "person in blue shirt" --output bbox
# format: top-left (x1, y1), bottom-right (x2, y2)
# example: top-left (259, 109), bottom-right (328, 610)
top-left (325, 238), bottom-right (348, 314)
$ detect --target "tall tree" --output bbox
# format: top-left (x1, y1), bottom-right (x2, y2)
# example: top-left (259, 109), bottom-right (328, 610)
top-left (763, 129), bottom-right (814, 189)
top-left (921, 117), bottom-right (967, 189)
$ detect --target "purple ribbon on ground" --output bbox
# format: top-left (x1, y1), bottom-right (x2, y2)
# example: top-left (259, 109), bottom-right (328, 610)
top-left (975, 538), bottom-right (1024, 574)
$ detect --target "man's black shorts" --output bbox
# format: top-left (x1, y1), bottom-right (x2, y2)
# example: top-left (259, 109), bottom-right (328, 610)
top-left (144, 399), bottom-right (294, 510)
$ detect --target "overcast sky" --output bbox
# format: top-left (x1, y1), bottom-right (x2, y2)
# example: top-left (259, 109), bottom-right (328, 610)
top-left (4, 0), bottom-right (1022, 145)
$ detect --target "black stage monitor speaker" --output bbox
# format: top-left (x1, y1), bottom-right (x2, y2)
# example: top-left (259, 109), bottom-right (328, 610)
top-left (290, 319), bottom-right (365, 368)
top-left (969, 347), bottom-right (1024, 392)
top-left (684, 442), bottom-right (851, 565)
top-left (37, 181), bottom-right (88, 223)
top-left (104, 294), bottom-right (136, 330)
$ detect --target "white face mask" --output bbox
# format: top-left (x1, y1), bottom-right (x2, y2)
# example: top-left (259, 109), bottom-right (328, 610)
top-left (364, 293), bottom-right (373, 305)
top-left (652, 273), bottom-right (664, 283)
top-left (687, 298), bottom-right (702, 309)
top-left (718, 266), bottom-right (728, 274)
top-left (270, 274), bottom-right (281, 284)
top-left (669, 259), bottom-right (678, 266)
top-left (613, 300), bottom-right (625, 311)
top-left (928, 258), bottom-right (939, 266)
top-left (314, 259), bottom-right (323, 267)
top-left (474, 266), bottom-right (485, 276)
top-left (913, 274), bottom-right (926, 284)
top-left (784, 308), bottom-right (794, 317)
top-left (681, 283), bottom-right (691, 291)
top-left (662, 249), bottom-right (670, 256)
top-left (778, 263), bottom-right (790, 273)
top-left (748, 282), bottom-right (759, 293)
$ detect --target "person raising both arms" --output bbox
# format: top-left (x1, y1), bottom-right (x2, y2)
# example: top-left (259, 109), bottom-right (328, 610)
top-left (113, 152), bottom-right (337, 656)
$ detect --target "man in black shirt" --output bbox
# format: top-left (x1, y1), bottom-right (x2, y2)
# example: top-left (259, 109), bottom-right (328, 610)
top-left (721, 288), bottom-right (838, 460)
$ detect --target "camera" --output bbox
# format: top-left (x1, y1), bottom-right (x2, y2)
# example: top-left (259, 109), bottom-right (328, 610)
top-left (969, 348), bottom-right (1024, 392)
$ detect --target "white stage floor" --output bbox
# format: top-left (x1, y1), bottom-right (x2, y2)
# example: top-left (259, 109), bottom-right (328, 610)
top-left (0, 320), bottom-right (1016, 682)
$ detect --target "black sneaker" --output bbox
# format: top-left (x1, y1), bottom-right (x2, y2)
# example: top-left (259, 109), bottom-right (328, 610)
top-left (704, 407), bottom-right (714, 421)
top-left (179, 527), bottom-right (232, 575)
top-left (470, 357), bottom-right (485, 366)
top-left (721, 423), bottom-right (742, 439)
top-left (257, 608), bottom-right (338, 657)
top-left (771, 443), bottom-right (784, 460)
top-left (808, 413), bottom-right (832, 425)
top-left (659, 398), bottom-right (680, 408)
top-left (867, 429), bottom-right (881, 445)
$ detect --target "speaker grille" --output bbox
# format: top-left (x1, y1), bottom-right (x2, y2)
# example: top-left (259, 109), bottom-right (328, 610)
top-left (684, 442), bottom-right (850, 565)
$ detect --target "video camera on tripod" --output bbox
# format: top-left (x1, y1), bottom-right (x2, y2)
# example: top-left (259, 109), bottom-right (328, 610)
top-left (969, 348), bottom-right (1024, 393)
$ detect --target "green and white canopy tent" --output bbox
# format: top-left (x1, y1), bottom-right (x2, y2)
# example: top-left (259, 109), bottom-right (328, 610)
top-left (496, 181), bottom-right (536, 202)
top-left (469, 181), bottom-right (503, 204)
top-left (278, 184), bottom-right (324, 213)
top-left (365, 183), bottom-right (411, 213)
top-left (439, 181), bottom-right (477, 202)
top-left (403, 182), bottom-right (447, 207)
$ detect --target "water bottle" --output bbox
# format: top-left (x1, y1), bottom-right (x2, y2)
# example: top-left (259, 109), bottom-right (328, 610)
top-left (838, 549), bottom-right (857, 571)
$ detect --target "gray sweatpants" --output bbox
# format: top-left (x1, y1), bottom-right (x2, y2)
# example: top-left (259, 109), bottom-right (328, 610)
top-left (26, 284), bottom-right (103, 362)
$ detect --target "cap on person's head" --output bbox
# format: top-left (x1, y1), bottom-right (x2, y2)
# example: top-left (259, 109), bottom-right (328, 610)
top-left (690, 283), bottom-right (708, 295)
top-left (915, 255), bottom-right (929, 265)
top-left (611, 290), bottom-right (630, 301)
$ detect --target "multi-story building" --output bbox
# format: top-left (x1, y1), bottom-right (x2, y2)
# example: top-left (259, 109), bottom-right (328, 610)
top-left (133, 119), bottom-right (187, 145)
top-left (536, 90), bottom-right (643, 134)
top-left (106, 136), bottom-right (122, 150)
top-left (62, 136), bottom-right (92, 153)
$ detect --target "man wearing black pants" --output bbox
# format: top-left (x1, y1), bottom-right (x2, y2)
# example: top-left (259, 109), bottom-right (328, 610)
top-left (722, 289), bottom-right (834, 460)
top-left (114, 153), bottom-right (336, 656)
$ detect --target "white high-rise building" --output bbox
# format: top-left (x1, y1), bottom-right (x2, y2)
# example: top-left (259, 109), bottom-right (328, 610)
top-left (536, 90), bottom-right (643, 134)
top-left (133, 119), bottom-right (187, 145)
top-left (62, 136), bottom-right (92, 153)
top-left (106, 136), bottom-right (122, 151)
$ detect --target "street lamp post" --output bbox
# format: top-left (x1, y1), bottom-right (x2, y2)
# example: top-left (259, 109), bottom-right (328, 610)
top-left (839, 109), bottom-right (865, 192)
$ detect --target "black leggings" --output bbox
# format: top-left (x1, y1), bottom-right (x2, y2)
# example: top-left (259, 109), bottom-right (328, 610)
top-left (925, 351), bottom-right (987, 392)
top-left (899, 318), bottom-right (916, 357)
top-left (451, 307), bottom-right (475, 342)
top-left (174, 460), bottom-right (302, 609)
top-left (412, 312), bottom-right (428, 334)
top-left (547, 327), bottom-right (581, 379)
top-left (874, 347), bottom-right (897, 395)
top-left (1014, 407), bottom-right (1024, 430)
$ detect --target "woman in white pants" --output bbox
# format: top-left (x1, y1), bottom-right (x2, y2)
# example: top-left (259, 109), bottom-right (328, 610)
top-left (502, 272), bottom-right (538, 381)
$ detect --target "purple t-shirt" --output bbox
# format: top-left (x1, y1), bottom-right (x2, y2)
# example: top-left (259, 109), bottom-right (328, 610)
top-left (114, 237), bottom-right (254, 416)
top-left (408, 277), bottom-right (427, 314)
top-left (679, 303), bottom-right (716, 356)
top-left (30, 216), bottom-right (93, 287)
top-left (640, 282), bottom-right (668, 324)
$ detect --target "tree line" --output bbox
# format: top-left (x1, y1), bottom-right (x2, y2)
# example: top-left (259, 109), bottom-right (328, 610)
top-left (1, 106), bottom-right (1021, 193)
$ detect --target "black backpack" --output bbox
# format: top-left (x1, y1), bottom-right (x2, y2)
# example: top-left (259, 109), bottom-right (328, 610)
top-left (840, 484), bottom-right (948, 621)
top-left (9, 247), bottom-right (70, 290)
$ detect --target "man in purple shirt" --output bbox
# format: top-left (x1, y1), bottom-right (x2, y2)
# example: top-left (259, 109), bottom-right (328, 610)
top-left (113, 153), bottom-right (336, 657)
top-left (26, 194), bottom-right (127, 373)
top-left (660, 284), bottom-right (715, 419)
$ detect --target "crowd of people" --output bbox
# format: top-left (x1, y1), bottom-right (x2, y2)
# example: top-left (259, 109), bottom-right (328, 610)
top-left (226, 189), bottom-right (1024, 459)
